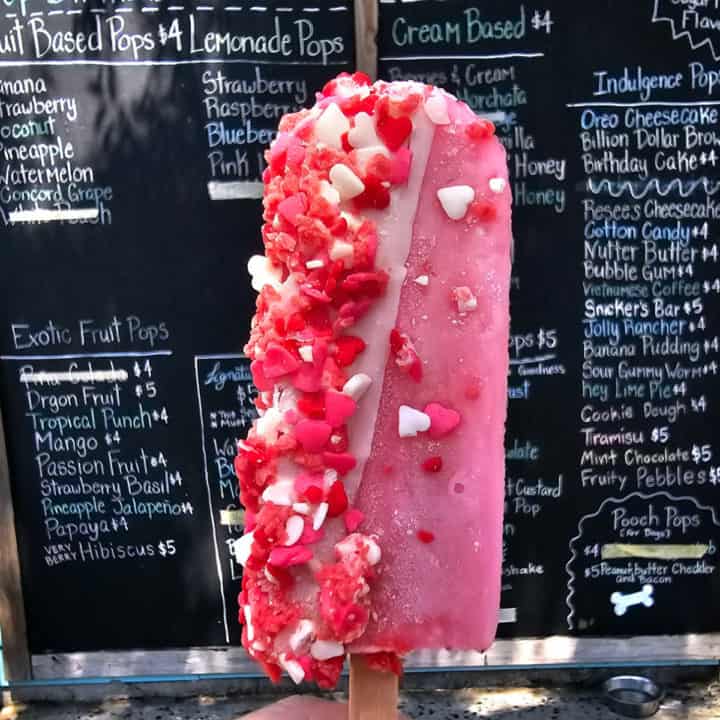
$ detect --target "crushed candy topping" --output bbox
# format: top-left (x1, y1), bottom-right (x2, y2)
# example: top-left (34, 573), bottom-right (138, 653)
top-left (452, 286), bottom-right (478, 313)
top-left (236, 73), bottom-right (497, 690)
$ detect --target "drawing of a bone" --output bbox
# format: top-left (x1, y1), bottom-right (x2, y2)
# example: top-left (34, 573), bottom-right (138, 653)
top-left (610, 585), bottom-right (654, 616)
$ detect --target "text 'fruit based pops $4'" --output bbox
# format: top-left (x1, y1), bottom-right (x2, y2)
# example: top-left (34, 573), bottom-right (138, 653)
top-left (234, 72), bottom-right (512, 690)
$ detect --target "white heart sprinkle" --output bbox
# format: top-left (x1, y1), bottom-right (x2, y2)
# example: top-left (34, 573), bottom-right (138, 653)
top-left (314, 102), bottom-right (350, 150)
top-left (313, 502), bottom-right (329, 531)
top-left (233, 531), bottom-right (255, 567)
top-left (288, 619), bottom-right (315, 654)
top-left (329, 163), bottom-right (365, 200)
top-left (343, 373), bottom-right (372, 400)
top-left (319, 179), bottom-right (341, 205)
top-left (489, 177), bottom-right (506, 194)
top-left (437, 185), bottom-right (475, 220)
top-left (347, 111), bottom-right (381, 148)
top-left (284, 515), bottom-right (305, 546)
top-left (424, 93), bottom-right (450, 125)
top-left (298, 345), bottom-right (313, 362)
top-left (398, 405), bottom-right (431, 437)
top-left (247, 255), bottom-right (282, 292)
top-left (414, 275), bottom-right (429, 286)
top-left (311, 640), bottom-right (345, 661)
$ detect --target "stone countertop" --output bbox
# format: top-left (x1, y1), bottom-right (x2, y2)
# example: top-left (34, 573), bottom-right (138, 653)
top-left (3, 682), bottom-right (720, 720)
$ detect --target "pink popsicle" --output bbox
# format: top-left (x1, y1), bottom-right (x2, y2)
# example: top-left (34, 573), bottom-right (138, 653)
top-left (235, 73), bottom-right (511, 689)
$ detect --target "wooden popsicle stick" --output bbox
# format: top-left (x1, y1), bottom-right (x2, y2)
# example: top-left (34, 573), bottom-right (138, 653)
top-left (349, 654), bottom-right (399, 720)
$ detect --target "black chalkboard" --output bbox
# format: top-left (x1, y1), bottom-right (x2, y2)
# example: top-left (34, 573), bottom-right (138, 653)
top-left (4, 0), bottom-right (720, 662)
top-left (0, 0), bottom-right (354, 654)
top-left (378, 0), bottom-right (720, 639)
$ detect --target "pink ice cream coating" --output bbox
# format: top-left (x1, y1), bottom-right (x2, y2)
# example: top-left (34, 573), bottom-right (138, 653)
top-left (237, 74), bottom-right (511, 688)
top-left (351, 96), bottom-right (511, 653)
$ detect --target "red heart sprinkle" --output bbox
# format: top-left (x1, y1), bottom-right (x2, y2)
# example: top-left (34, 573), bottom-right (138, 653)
top-left (334, 335), bottom-right (366, 367)
top-left (326, 481), bottom-right (349, 517)
top-left (323, 451), bottom-right (357, 475)
top-left (424, 403), bottom-right (461, 439)
top-left (325, 390), bottom-right (356, 427)
top-left (263, 343), bottom-right (300, 378)
top-left (376, 113), bottom-right (412, 151)
top-left (294, 419), bottom-right (332, 452)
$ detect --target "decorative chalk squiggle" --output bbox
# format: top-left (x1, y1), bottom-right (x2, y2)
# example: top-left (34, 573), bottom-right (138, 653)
top-left (587, 176), bottom-right (720, 199)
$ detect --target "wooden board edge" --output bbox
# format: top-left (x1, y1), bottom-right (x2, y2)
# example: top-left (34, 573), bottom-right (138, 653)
top-left (30, 634), bottom-right (720, 680)
top-left (0, 405), bottom-right (31, 682)
top-left (354, 0), bottom-right (379, 79)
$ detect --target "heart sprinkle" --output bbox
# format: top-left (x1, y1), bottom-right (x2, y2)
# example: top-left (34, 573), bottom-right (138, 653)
top-left (437, 185), bottom-right (475, 220)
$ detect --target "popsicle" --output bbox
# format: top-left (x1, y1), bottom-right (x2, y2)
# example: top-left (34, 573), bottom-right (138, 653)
top-left (234, 73), bottom-right (511, 690)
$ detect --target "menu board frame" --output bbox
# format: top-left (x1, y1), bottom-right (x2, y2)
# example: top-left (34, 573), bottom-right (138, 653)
top-left (2, 0), bottom-right (720, 694)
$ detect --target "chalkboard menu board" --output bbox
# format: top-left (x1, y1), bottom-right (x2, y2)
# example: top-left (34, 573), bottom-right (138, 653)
top-left (0, 0), bottom-right (354, 653)
top-left (379, 0), bottom-right (720, 639)
top-left (3, 0), bottom-right (720, 667)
